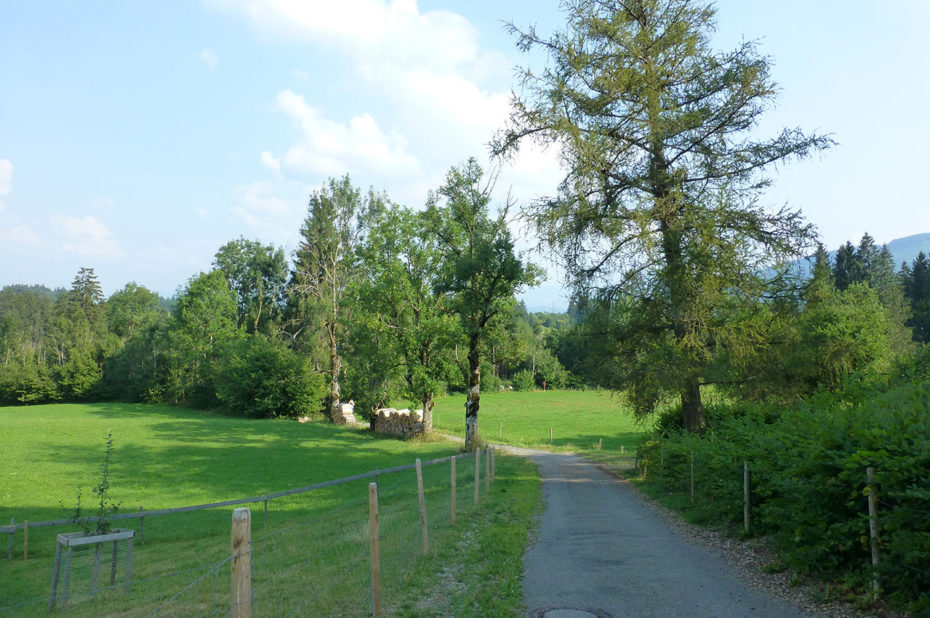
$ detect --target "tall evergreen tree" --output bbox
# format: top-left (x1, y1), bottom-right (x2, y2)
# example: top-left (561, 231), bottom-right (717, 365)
top-left (496, 0), bottom-right (830, 431)
top-left (291, 176), bottom-right (383, 420)
top-left (904, 251), bottom-right (930, 342)
top-left (833, 241), bottom-right (857, 291)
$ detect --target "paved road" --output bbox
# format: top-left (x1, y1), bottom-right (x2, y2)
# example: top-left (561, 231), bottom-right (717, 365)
top-left (521, 451), bottom-right (808, 618)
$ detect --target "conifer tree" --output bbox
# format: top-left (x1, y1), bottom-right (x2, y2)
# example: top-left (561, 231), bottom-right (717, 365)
top-left (497, 0), bottom-right (831, 430)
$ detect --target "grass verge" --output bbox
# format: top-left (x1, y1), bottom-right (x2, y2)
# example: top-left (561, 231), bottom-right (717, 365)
top-left (387, 455), bottom-right (542, 617)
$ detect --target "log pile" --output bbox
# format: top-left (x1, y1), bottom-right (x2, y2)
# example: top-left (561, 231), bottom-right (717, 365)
top-left (372, 408), bottom-right (424, 438)
top-left (332, 400), bottom-right (357, 425)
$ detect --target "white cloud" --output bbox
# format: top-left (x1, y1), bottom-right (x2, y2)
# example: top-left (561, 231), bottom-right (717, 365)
top-left (292, 69), bottom-right (310, 82)
top-left (0, 224), bottom-right (42, 250)
top-left (271, 89), bottom-right (420, 178)
top-left (51, 215), bottom-right (122, 257)
top-left (230, 181), bottom-right (300, 243)
top-left (199, 48), bottom-right (219, 70)
top-left (260, 150), bottom-right (281, 174)
top-left (0, 159), bottom-right (12, 196)
top-left (211, 0), bottom-right (562, 211)
top-left (0, 159), bottom-right (12, 210)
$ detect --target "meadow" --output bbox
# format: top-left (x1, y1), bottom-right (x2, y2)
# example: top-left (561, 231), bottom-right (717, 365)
top-left (430, 389), bottom-right (647, 456)
top-left (0, 403), bottom-right (540, 615)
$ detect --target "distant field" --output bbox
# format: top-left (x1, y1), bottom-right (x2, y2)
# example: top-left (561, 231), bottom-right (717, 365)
top-left (430, 389), bottom-right (649, 454)
top-left (0, 402), bottom-right (459, 524)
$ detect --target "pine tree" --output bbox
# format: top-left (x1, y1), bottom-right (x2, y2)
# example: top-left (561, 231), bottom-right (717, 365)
top-left (833, 242), bottom-right (857, 291)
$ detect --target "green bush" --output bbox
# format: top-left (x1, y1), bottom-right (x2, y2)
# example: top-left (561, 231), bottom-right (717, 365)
top-left (214, 335), bottom-right (326, 418)
top-left (512, 369), bottom-right (535, 391)
top-left (639, 380), bottom-right (930, 610)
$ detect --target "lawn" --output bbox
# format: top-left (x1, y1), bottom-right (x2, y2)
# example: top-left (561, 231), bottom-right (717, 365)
top-left (430, 389), bottom-right (648, 455)
top-left (0, 402), bottom-right (459, 525)
top-left (1, 403), bottom-right (539, 616)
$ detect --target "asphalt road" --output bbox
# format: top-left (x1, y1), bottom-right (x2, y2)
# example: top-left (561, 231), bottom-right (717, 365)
top-left (521, 451), bottom-right (808, 618)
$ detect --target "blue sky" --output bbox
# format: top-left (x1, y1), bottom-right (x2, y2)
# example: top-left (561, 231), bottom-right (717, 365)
top-left (2, 1), bottom-right (929, 311)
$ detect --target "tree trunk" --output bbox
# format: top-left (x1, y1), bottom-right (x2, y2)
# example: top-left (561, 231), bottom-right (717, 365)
top-left (464, 334), bottom-right (480, 449)
top-left (327, 322), bottom-right (341, 420)
top-left (681, 378), bottom-right (705, 433)
top-left (421, 393), bottom-right (434, 433)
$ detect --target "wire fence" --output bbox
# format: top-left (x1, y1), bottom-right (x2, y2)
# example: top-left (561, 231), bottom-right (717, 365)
top-left (0, 449), bottom-right (495, 616)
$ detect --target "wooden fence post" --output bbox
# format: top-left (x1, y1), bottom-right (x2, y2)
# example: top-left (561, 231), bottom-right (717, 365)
top-left (231, 508), bottom-right (251, 618)
top-left (499, 421), bottom-right (502, 438)
top-left (743, 462), bottom-right (750, 534)
top-left (451, 456), bottom-right (457, 524)
top-left (474, 448), bottom-right (481, 504)
top-left (867, 467), bottom-right (881, 598)
top-left (139, 507), bottom-right (144, 545)
top-left (23, 520), bottom-right (28, 561)
top-left (491, 447), bottom-right (496, 482)
top-left (485, 448), bottom-right (490, 493)
top-left (416, 459), bottom-right (429, 554)
top-left (369, 483), bottom-right (382, 617)
top-left (549, 427), bottom-right (553, 444)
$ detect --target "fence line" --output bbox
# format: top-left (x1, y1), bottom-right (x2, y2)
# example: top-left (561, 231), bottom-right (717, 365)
top-left (0, 452), bottom-right (475, 537)
top-left (2, 449), bottom-right (496, 616)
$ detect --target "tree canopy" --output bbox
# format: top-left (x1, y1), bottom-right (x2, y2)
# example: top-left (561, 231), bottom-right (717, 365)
top-left (497, 0), bottom-right (832, 430)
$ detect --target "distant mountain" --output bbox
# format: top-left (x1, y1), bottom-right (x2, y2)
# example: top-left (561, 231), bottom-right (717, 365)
top-left (791, 232), bottom-right (930, 278)
top-left (886, 233), bottom-right (930, 269)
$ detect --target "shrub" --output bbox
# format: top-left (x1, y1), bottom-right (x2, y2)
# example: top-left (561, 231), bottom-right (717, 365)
top-left (512, 370), bottom-right (535, 391)
top-left (638, 380), bottom-right (930, 610)
top-left (214, 335), bottom-right (326, 418)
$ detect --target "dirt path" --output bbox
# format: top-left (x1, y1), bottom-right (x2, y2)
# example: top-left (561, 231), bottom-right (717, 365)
top-left (520, 451), bottom-right (809, 618)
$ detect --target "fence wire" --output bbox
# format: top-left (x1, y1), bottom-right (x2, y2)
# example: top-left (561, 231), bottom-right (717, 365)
top-left (1, 451), bottom-right (486, 617)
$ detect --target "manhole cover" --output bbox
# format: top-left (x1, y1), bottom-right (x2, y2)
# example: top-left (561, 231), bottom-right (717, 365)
top-left (528, 607), bottom-right (611, 618)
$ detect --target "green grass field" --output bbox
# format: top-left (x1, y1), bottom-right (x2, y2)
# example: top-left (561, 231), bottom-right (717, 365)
top-left (0, 402), bottom-right (542, 616)
top-left (430, 389), bottom-right (648, 455)
top-left (1, 402), bottom-right (461, 525)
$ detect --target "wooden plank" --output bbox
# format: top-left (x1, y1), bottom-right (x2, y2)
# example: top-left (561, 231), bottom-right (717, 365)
top-left (59, 529), bottom-right (135, 547)
top-left (48, 542), bottom-right (62, 610)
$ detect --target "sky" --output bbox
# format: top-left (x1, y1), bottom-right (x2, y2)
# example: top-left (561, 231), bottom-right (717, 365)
top-left (2, 1), bottom-right (929, 311)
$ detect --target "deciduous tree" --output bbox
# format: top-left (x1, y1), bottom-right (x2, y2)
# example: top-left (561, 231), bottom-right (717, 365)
top-left (426, 159), bottom-right (540, 448)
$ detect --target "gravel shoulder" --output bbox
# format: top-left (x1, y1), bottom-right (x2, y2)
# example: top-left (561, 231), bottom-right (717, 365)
top-left (517, 450), bottom-right (860, 618)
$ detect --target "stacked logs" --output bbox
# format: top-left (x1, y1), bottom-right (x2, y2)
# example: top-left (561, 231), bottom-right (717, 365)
top-left (332, 400), bottom-right (357, 425)
top-left (372, 408), bottom-right (424, 438)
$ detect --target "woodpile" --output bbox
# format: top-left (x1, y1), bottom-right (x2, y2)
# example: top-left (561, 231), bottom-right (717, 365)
top-left (372, 408), bottom-right (424, 438)
top-left (332, 400), bottom-right (357, 425)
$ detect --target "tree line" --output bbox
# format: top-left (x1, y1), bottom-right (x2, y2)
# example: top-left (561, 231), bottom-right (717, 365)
top-left (0, 161), bottom-right (571, 448)
top-left (4, 0), bottom-right (929, 446)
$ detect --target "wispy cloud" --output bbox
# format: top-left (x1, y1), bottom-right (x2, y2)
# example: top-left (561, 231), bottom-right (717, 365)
top-left (271, 89), bottom-right (420, 179)
top-left (0, 224), bottom-right (42, 250)
top-left (0, 159), bottom-right (12, 210)
top-left (199, 48), bottom-right (219, 70)
top-left (230, 181), bottom-right (300, 244)
top-left (51, 215), bottom-right (123, 257)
